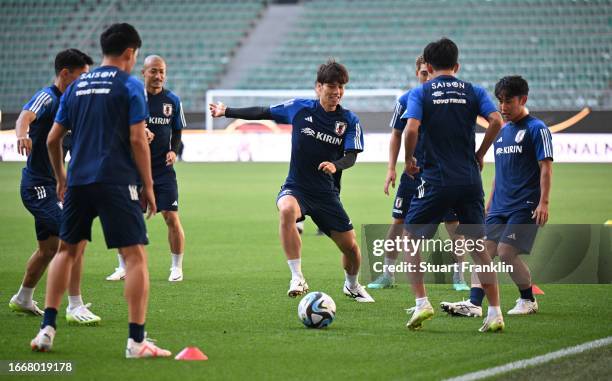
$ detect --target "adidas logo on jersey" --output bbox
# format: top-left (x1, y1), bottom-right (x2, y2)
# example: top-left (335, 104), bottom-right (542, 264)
top-left (496, 136), bottom-right (503, 143)
top-left (304, 116), bottom-right (313, 123)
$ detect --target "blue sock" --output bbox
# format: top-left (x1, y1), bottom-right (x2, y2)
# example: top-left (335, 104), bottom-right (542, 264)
top-left (41, 308), bottom-right (58, 329)
top-left (520, 286), bottom-right (534, 302)
top-left (129, 323), bottom-right (145, 343)
top-left (469, 287), bottom-right (485, 307)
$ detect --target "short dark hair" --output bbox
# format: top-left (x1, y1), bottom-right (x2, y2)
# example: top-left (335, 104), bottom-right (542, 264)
top-left (494, 76), bottom-right (529, 100)
top-left (316, 59), bottom-right (349, 85)
top-left (423, 37), bottom-right (458, 71)
top-left (100, 23), bottom-right (142, 57)
top-left (54, 49), bottom-right (94, 75)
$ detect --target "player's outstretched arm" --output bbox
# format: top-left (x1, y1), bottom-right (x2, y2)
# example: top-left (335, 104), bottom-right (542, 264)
top-left (15, 110), bottom-right (36, 156)
top-left (46, 122), bottom-right (68, 201)
top-left (209, 102), bottom-right (272, 120)
top-left (533, 160), bottom-right (552, 225)
top-left (384, 128), bottom-right (403, 195)
top-left (130, 120), bottom-right (157, 219)
top-left (403, 118), bottom-right (421, 178)
top-left (319, 151), bottom-right (358, 175)
top-left (475, 111), bottom-right (503, 170)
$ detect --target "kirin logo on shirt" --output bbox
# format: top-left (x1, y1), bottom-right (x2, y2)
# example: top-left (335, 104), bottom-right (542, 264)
top-left (335, 121), bottom-right (347, 136)
top-left (515, 130), bottom-right (526, 143)
top-left (162, 103), bottom-right (173, 117)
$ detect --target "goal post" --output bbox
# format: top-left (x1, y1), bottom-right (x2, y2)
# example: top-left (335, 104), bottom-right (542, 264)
top-left (205, 89), bottom-right (403, 131)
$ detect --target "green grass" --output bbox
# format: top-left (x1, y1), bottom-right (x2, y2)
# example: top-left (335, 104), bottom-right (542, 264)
top-left (0, 162), bottom-right (611, 380)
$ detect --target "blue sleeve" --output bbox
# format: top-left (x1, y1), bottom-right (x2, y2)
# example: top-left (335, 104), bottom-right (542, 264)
top-left (389, 95), bottom-right (408, 131)
top-left (172, 96), bottom-right (185, 131)
top-left (54, 92), bottom-right (71, 130)
top-left (529, 122), bottom-right (554, 161)
top-left (269, 98), bottom-right (305, 124)
top-left (344, 114), bottom-right (364, 152)
top-left (400, 86), bottom-right (424, 121)
top-left (126, 77), bottom-right (148, 125)
top-left (23, 90), bottom-right (53, 120)
top-left (473, 85), bottom-right (497, 118)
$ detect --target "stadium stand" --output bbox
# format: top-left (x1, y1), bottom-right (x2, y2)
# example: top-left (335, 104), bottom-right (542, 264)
top-left (0, 0), bottom-right (266, 113)
top-left (0, 0), bottom-right (610, 114)
top-left (237, 0), bottom-right (612, 110)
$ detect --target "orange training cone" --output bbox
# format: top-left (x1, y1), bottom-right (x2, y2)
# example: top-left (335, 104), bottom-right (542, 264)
top-left (175, 346), bottom-right (208, 361)
top-left (532, 284), bottom-right (545, 295)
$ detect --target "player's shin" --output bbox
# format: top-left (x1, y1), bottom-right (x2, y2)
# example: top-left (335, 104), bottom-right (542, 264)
top-left (121, 245), bottom-right (150, 325)
top-left (44, 241), bottom-right (80, 310)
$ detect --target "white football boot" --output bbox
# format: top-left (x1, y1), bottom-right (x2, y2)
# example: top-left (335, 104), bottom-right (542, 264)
top-left (507, 298), bottom-right (538, 315)
top-left (440, 299), bottom-right (483, 317)
top-left (168, 267), bottom-right (183, 282)
top-left (106, 267), bottom-right (126, 281)
top-left (30, 325), bottom-right (56, 352)
top-left (66, 303), bottom-right (101, 326)
top-left (406, 302), bottom-right (434, 330)
top-left (343, 283), bottom-right (375, 303)
top-left (125, 336), bottom-right (172, 359)
top-left (9, 294), bottom-right (43, 316)
top-left (287, 278), bottom-right (309, 297)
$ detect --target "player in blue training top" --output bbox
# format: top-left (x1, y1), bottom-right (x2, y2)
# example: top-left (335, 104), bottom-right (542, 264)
top-left (442, 76), bottom-right (553, 318)
top-left (368, 55), bottom-right (469, 291)
top-left (401, 38), bottom-right (505, 332)
top-left (210, 60), bottom-right (374, 303)
top-left (10, 49), bottom-right (102, 325)
top-left (106, 55), bottom-right (186, 283)
top-left (31, 23), bottom-right (171, 358)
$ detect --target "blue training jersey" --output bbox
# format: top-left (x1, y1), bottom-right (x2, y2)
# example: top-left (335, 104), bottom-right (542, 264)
top-left (389, 89), bottom-right (424, 179)
top-left (20, 85), bottom-right (62, 187)
top-left (55, 65), bottom-right (148, 187)
top-left (489, 115), bottom-right (553, 214)
top-left (402, 75), bottom-right (497, 187)
top-left (270, 98), bottom-right (364, 194)
top-left (147, 89), bottom-right (185, 183)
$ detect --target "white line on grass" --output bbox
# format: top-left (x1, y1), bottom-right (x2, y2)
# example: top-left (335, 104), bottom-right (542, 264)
top-left (445, 336), bottom-right (612, 381)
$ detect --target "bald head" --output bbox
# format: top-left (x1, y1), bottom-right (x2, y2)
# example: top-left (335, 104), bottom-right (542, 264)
top-left (144, 55), bottom-right (165, 68)
top-left (142, 55), bottom-right (166, 94)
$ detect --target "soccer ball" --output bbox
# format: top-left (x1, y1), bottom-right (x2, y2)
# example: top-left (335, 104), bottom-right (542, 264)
top-left (297, 292), bottom-right (336, 328)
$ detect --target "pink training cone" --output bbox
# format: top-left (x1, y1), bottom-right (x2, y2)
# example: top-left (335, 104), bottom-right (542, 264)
top-left (532, 284), bottom-right (545, 295)
top-left (174, 346), bottom-right (208, 361)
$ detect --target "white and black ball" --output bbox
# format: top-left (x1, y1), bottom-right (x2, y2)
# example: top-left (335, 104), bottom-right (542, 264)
top-left (297, 291), bottom-right (336, 328)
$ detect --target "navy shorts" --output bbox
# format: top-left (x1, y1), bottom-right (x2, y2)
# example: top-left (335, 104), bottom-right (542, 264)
top-left (20, 185), bottom-right (62, 241)
top-left (405, 181), bottom-right (485, 239)
top-left (154, 180), bottom-right (179, 212)
top-left (393, 174), bottom-right (458, 222)
top-left (485, 208), bottom-right (539, 254)
top-left (276, 186), bottom-right (353, 237)
top-left (60, 183), bottom-right (148, 249)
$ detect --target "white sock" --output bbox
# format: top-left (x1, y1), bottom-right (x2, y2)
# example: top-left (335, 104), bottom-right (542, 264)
top-left (345, 271), bottom-right (358, 289)
top-left (383, 256), bottom-right (396, 278)
top-left (415, 296), bottom-right (429, 308)
top-left (287, 259), bottom-right (303, 280)
top-left (16, 286), bottom-right (34, 304)
top-left (487, 306), bottom-right (502, 319)
top-left (117, 253), bottom-right (126, 270)
top-left (171, 253), bottom-right (183, 269)
top-left (68, 295), bottom-right (84, 310)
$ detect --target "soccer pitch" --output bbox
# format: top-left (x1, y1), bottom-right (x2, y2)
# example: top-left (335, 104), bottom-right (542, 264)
top-left (0, 162), bottom-right (611, 380)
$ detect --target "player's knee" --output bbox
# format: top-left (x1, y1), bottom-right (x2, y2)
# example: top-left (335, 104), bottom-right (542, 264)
top-left (163, 212), bottom-right (182, 230)
top-left (498, 247), bottom-right (518, 263)
top-left (278, 206), bottom-right (298, 226)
